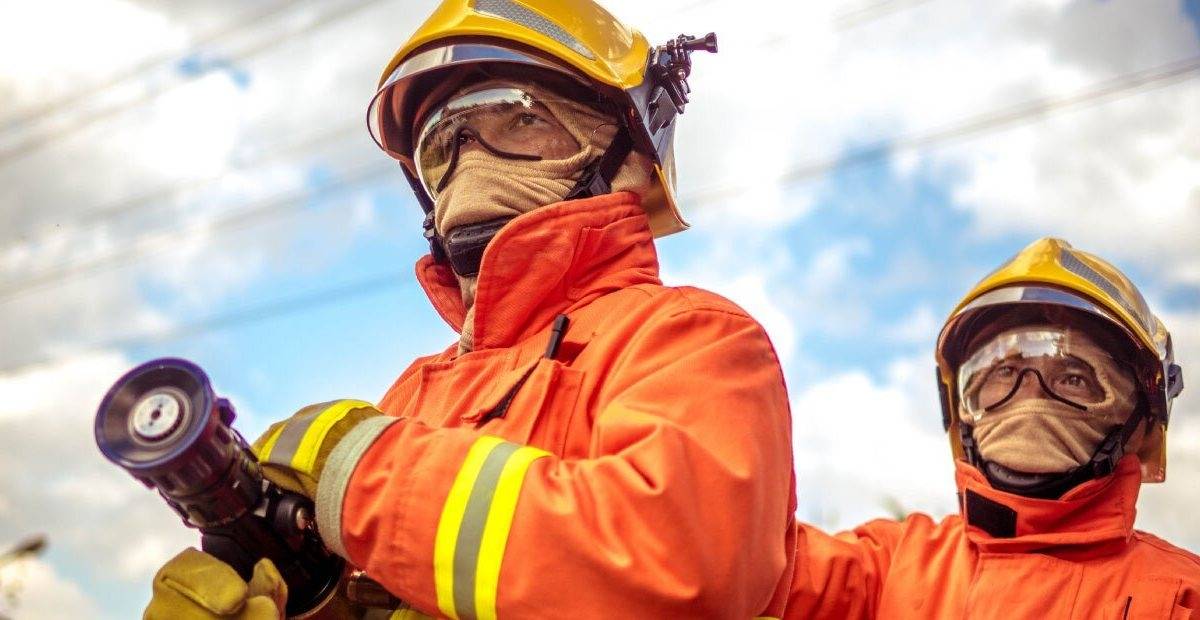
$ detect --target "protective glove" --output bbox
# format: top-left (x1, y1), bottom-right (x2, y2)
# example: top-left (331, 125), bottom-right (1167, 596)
top-left (251, 400), bottom-right (384, 498)
top-left (144, 548), bottom-right (286, 620)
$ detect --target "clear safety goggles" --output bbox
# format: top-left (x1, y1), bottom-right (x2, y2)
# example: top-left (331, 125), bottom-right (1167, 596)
top-left (414, 87), bottom-right (584, 198)
top-left (957, 328), bottom-right (1124, 421)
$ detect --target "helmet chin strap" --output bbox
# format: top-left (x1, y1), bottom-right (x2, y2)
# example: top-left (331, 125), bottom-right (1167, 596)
top-left (427, 127), bottom-right (634, 278)
top-left (960, 392), bottom-right (1149, 500)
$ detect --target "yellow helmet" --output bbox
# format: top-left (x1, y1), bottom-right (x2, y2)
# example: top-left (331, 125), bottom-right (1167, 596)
top-left (936, 238), bottom-right (1184, 483)
top-left (366, 0), bottom-right (717, 251)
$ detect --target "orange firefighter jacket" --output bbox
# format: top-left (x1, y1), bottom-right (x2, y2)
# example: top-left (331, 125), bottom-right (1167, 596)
top-left (329, 193), bottom-right (797, 618)
top-left (784, 456), bottom-right (1200, 619)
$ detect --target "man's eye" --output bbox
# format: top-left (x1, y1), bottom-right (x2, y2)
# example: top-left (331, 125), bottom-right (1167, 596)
top-left (993, 365), bottom-right (1017, 378)
top-left (1059, 374), bottom-right (1088, 388)
top-left (517, 113), bottom-right (540, 126)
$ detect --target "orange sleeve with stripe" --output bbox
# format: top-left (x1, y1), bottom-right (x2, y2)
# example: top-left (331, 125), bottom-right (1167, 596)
top-left (331, 307), bottom-right (795, 619)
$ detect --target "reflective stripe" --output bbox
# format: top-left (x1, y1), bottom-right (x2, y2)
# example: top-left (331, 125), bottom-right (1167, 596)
top-left (254, 423), bottom-right (288, 461)
top-left (435, 436), bottom-right (506, 619)
top-left (315, 415), bottom-right (401, 559)
top-left (434, 437), bottom-right (549, 620)
top-left (263, 401), bottom-right (333, 465)
top-left (453, 442), bottom-right (519, 619)
top-left (389, 608), bottom-right (435, 620)
top-left (473, 446), bottom-right (546, 620)
top-left (265, 399), bottom-right (374, 473)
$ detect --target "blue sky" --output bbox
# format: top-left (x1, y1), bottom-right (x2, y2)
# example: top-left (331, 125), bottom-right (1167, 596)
top-left (1, 0), bottom-right (1199, 617)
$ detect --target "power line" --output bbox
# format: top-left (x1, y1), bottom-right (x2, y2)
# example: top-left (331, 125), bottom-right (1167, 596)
top-left (4, 54), bottom-right (1197, 303)
top-left (4, 54), bottom-right (1197, 302)
top-left (0, 0), bottom-right (387, 167)
top-left (2, 0), bottom-right (909, 251)
top-left (1, 54), bottom-right (1197, 374)
top-left (679, 53), bottom-right (1200, 207)
top-left (833, 0), bottom-right (936, 30)
top-left (0, 0), bottom-right (316, 132)
top-left (0, 159), bottom-right (397, 304)
top-left (1, 0), bottom-right (725, 250)
top-left (1, 118), bottom-right (363, 251)
top-left (0, 271), bottom-right (408, 375)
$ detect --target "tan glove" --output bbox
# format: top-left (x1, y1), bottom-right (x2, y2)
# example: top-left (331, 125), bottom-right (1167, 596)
top-left (251, 400), bottom-right (384, 498)
top-left (144, 548), bottom-right (286, 620)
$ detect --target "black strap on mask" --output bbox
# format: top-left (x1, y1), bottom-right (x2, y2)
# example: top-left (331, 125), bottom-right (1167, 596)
top-left (565, 128), bottom-right (633, 201)
top-left (960, 391), bottom-right (1150, 500)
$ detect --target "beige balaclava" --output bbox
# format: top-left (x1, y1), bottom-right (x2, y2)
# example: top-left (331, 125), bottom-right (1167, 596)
top-left (960, 326), bottom-right (1140, 474)
top-left (430, 79), bottom-right (655, 355)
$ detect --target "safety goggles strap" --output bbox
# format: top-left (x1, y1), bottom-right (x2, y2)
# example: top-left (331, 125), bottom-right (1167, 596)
top-left (565, 127), bottom-right (633, 201)
top-left (1086, 391), bottom-right (1149, 478)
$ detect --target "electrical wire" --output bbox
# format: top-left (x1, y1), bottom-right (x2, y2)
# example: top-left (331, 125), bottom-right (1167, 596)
top-left (3, 53), bottom-right (1197, 305)
top-left (833, 0), bottom-right (936, 31)
top-left (0, 0), bottom-right (316, 132)
top-left (0, 0), bottom-right (387, 167)
top-left (2, 0), bottom-right (923, 251)
top-left (0, 158), bottom-right (396, 305)
top-left (0, 270), bottom-right (409, 375)
top-left (1, 37), bottom-right (1198, 375)
top-left (2, 118), bottom-right (362, 249)
top-left (679, 53), bottom-right (1200, 207)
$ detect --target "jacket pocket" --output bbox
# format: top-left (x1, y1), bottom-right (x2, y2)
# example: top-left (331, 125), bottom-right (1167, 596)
top-left (471, 357), bottom-right (584, 451)
top-left (1108, 577), bottom-right (1189, 620)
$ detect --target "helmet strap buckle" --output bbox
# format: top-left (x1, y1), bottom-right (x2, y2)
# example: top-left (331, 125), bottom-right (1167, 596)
top-left (566, 128), bottom-right (633, 201)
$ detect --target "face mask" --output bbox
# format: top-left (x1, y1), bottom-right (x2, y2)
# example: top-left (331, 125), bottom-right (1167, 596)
top-left (959, 326), bottom-right (1138, 474)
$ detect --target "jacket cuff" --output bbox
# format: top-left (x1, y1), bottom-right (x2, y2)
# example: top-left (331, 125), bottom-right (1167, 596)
top-left (316, 416), bottom-right (402, 558)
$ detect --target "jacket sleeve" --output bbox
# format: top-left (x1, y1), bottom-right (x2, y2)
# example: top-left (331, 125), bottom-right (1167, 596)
top-left (315, 303), bottom-right (795, 618)
top-left (784, 517), bottom-right (910, 619)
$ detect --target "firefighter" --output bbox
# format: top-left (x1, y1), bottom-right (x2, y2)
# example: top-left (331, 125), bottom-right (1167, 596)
top-left (145, 1), bottom-right (796, 618)
top-left (784, 238), bottom-right (1198, 619)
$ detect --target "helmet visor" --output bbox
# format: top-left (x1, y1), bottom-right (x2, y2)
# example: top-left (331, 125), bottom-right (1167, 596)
top-left (958, 328), bottom-right (1126, 421)
top-left (414, 87), bottom-right (584, 197)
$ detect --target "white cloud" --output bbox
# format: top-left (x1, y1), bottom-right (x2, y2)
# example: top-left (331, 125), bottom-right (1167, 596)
top-left (791, 354), bottom-right (956, 530)
top-left (883, 304), bottom-right (940, 348)
top-left (1137, 308), bottom-right (1200, 550)
top-left (0, 353), bottom-right (195, 600)
top-left (944, 84), bottom-right (1200, 284)
top-left (0, 558), bottom-right (102, 620)
top-left (0, 0), bottom-right (185, 115)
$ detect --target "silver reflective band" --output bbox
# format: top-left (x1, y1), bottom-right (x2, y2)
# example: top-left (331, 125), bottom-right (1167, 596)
top-left (1059, 249), bottom-right (1154, 336)
top-left (475, 0), bottom-right (595, 60)
top-left (315, 416), bottom-right (402, 559)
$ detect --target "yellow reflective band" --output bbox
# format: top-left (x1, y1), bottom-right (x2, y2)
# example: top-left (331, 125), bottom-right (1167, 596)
top-left (289, 399), bottom-right (374, 474)
top-left (390, 608), bottom-right (436, 620)
top-left (254, 423), bottom-right (287, 462)
top-left (435, 436), bottom-right (506, 619)
top-left (473, 446), bottom-right (548, 620)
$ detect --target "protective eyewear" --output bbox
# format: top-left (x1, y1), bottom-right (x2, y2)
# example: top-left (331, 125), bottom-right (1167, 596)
top-left (957, 329), bottom-right (1125, 421)
top-left (414, 88), bottom-right (582, 198)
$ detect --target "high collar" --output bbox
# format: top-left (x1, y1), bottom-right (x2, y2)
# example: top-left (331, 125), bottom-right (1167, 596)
top-left (415, 191), bottom-right (661, 351)
top-left (955, 456), bottom-right (1141, 554)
